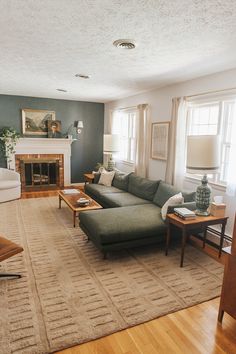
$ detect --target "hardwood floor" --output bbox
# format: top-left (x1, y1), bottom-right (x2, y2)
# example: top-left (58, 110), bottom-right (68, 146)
top-left (56, 298), bottom-right (236, 354)
top-left (20, 191), bottom-right (236, 353)
top-left (21, 186), bottom-right (83, 199)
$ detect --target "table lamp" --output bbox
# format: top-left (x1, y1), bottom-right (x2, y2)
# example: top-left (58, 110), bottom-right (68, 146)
top-left (103, 134), bottom-right (120, 171)
top-left (186, 135), bottom-right (220, 216)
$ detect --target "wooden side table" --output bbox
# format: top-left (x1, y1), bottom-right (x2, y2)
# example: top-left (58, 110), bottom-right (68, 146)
top-left (84, 173), bottom-right (95, 184)
top-left (166, 213), bottom-right (228, 267)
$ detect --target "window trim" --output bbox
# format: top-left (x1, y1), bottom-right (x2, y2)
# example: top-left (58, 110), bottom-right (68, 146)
top-left (185, 96), bottom-right (236, 188)
top-left (185, 175), bottom-right (226, 192)
top-left (111, 108), bottom-right (137, 164)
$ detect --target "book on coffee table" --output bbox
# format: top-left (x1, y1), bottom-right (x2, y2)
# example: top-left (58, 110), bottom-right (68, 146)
top-left (62, 189), bottom-right (80, 195)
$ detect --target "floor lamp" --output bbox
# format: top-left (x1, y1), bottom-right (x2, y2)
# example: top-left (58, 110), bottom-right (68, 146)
top-left (186, 135), bottom-right (220, 216)
top-left (103, 134), bottom-right (120, 171)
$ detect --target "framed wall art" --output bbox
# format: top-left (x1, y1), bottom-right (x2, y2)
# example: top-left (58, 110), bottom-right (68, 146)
top-left (151, 122), bottom-right (170, 160)
top-left (47, 120), bottom-right (62, 138)
top-left (22, 109), bottom-right (56, 136)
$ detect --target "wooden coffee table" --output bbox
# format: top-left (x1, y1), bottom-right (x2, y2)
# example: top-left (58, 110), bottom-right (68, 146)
top-left (58, 189), bottom-right (102, 227)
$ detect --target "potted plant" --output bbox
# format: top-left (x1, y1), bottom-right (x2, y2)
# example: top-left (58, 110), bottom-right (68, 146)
top-left (0, 127), bottom-right (20, 169)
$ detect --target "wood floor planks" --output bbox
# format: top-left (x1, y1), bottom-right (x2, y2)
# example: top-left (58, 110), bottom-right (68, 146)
top-left (57, 298), bottom-right (236, 354)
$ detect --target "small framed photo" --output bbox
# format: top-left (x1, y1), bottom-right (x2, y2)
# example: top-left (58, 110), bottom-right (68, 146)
top-left (22, 109), bottom-right (56, 136)
top-left (151, 122), bottom-right (170, 160)
top-left (47, 120), bottom-right (62, 138)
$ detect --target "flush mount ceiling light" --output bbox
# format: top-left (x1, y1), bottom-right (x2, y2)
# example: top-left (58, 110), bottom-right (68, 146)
top-left (113, 39), bottom-right (136, 49)
top-left (75, 74), bottom-right (91, 79)
top-left (56, 88), bottom-right (67, 92)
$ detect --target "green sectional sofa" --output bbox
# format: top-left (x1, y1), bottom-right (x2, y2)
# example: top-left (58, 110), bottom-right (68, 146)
top-left (79, 172), bottom-right (196, 257)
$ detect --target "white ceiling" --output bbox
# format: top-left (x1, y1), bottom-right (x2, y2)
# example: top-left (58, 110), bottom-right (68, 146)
top-left (1, 0), bottom-right (236, 103)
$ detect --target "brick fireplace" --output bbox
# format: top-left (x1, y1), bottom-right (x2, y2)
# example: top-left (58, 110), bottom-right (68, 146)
top-left (9, 138), bottom-right (74, 190)
top-left (15, 154), bottom-right (64, 191)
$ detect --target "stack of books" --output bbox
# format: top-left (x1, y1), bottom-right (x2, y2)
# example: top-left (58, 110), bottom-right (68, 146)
top-left (174, 207), bottom-right (196, 220)
top-left (77, 198), bottom-right (90, 206)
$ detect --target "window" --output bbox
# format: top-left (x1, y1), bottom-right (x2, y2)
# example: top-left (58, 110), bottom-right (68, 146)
top-left (186, 98), bottom-right (236, 185)
top-left (112, 109), bottom-right (137, 164)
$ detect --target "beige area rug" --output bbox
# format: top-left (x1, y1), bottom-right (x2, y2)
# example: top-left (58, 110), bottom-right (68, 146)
top-left (0, 197), bottom-right (223, 354)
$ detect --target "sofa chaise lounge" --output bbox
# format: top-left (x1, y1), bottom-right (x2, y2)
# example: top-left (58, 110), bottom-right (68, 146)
top-left (79, 173), bottom-right (196, 257)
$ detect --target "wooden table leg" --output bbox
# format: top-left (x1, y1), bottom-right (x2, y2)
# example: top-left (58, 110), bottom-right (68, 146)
top-left (59, 195), bottom-right (62, 209)
top-left (73, 211), bottom-right (76, 228)
top-left (180, 228), bottom-right (187, 267)
top-left (165, 221), bottom-right (171, 256)
top-left (219, 221), bottom-right (226, 258)
top-left (203, 226), bottom-right (207, 248)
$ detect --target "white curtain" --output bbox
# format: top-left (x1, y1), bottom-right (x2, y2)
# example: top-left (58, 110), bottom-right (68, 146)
top-left (226, 106), bottom-right (236, 196)
top-left (135, 104), bottom-right (150, 178)
top-left (165, 97), bottom-right (188, 188)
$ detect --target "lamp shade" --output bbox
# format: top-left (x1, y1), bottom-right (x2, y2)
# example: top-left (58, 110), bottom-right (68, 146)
top-left (186, 135), bottom-right (220, 174)
top-left (103, 134), bottom-right (120, 153)
top-left (77, 120), bottom-right (84, 129)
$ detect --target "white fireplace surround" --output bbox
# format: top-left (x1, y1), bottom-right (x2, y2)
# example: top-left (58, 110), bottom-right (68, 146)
top-left (9, 138), bottom-right (74, 186)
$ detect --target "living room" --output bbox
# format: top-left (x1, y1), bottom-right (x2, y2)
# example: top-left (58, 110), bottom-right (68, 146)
top-left (0, 1), bottom-right (236, 354)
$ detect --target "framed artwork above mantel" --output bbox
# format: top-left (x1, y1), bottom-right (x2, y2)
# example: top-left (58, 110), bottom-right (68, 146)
top-left (22, 108), bottom-right (56, 136)
top-left (151, 122), bottom-right (170, 160)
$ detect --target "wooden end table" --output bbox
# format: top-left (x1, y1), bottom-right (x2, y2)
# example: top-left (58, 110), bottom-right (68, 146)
top-left (84, 173), bottom-right (95, 184)
top-left (58, 189), bottom-right (102, 227)
top-left (166, 213), bottom-right (228, 267)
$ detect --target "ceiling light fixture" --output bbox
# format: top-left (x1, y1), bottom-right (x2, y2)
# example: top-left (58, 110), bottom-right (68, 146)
top-left (56, 88), bottom-right (67, 92)
top-left (75, 74), bottom-right (90, 79)
top-left (113, 39), bottom-right (136, 49)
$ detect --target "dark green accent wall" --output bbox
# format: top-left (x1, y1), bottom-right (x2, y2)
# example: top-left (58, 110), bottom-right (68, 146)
top-left (0, 95), bottom-right (104, 183)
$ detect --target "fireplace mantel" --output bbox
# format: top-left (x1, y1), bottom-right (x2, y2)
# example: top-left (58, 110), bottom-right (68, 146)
top-left (10, 138), bottom-right (74, 186)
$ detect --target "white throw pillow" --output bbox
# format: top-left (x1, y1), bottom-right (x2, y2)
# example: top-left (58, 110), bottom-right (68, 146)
top-left (98, 170), bottom-right (115, 187)
top-left (161, 192), bottom-right (184, 220)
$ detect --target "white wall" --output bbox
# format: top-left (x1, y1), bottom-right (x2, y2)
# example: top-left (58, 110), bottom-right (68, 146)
top-left (105, 68), bottom-right (236, 236)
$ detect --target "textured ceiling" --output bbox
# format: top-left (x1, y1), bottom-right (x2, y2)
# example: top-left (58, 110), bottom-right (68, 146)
top-left (1, 0), bottom-right (236, 103)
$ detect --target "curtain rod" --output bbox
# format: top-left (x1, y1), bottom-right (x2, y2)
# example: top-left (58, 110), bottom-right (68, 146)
top-left (185, 87), bottom-right (236, 100)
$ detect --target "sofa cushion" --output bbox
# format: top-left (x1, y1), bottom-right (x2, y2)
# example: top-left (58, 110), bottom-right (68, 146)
top-left (85, 183), bottom-right (125, 198)
top-left (182, 191), bottom-right (196, 202)
top-left (128, 174), bottom-right (160, 201)
top-left (93, 172), bottom-right (101, 184)
top-left (98, 170), bottom-right (115, 186)
top-left (0, 180), bottom-right (21, 190)
top-left (100, 192), bottom-right (152, 208)
top-left (112, 171), bottom-right (130, 191)
top-left (153, 181), bottom-right (180, 207)
top-left (79, 204), bottom-right (166, 245)
top-left (161, 192), bottom-right (184, 220)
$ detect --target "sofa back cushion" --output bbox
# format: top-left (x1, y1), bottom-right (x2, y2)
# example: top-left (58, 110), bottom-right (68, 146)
top-left (182, 191), bottom-right (196, 202)
top-left (93, 172), bottom-right (101, 184)
top-left (153, 181), bottom-right (180, 207)
top-left (112, 172), bottom-right (130, 191)
top-left (128, 174), bottom-right (160, 201)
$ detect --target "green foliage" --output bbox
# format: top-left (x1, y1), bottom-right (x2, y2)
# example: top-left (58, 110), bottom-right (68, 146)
top-left (95, 162), bottom-right (107, 171)
top-left (0, 127), bottom-right (20, 167)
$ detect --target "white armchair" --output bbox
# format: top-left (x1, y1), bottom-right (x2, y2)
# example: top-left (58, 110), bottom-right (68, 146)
top-left (0, 168), bottom-right (21, 203)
